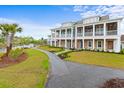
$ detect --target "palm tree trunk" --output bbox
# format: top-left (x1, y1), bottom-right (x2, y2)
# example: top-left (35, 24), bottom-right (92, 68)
top-left (6, 33), bottom-right (14, 56)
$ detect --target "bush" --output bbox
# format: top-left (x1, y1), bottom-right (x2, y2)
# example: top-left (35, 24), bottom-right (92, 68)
top-left (58, 51), bottom-right (72, 59)
top-left (120, 49), bottom-right (124, 54)
top-left (9, 48), bottom-right (24, 59)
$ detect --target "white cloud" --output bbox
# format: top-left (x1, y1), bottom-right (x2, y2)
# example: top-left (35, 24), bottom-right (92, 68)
top-left (73, 5), bottom-right (88, 12)
top-left (0, 18), bottom-right (18, 24)
top-left (0, 17), bottom-right (55, 39)
top-left (73, 5), bottom-right (124, 19)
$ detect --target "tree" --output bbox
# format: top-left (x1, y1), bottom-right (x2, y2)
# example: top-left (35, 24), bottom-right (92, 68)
top-left (0, 24), bottom-right (22, 56)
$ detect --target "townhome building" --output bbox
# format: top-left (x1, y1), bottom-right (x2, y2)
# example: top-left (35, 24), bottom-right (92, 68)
top-left (49, 15), bottom-right (124, 53)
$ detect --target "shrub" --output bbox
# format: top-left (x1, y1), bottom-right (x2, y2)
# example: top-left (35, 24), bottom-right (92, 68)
top-left (120, 49), bottom-right (124, 54)
top-left (9, 48), bottom-right (24, 59)
top-left (58, 51), bottom-right (72, 59)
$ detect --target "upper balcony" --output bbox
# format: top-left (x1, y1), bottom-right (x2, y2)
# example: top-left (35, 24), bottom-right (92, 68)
top-left (77, 27), bottom-right (83, 37)
top-left (106, 22), bottom-right (118, 35)
top-left (84, 25), bottom-right (93, 36)
top-left (95, 24), bottom-right (104, 36)
top-left (106, 30), bottom-right (117, 35)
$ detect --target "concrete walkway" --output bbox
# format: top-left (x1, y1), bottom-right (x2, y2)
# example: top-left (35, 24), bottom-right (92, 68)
top-left (36, 48), bottom-right (124, 88)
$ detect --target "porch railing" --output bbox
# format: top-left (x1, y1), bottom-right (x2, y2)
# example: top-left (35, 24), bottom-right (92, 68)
top-left (77, 33), bottom-right (83, 37)
top-left (61, 34), bottom-right (65, 37)
top-left (67, 34), bottom-right (71, 37)
top-left (106, 30), bottom-right (117, 35)
top-left (85, 32), bottom-right (93, 36)
top-left (95, 31), bottom-right (104, 36)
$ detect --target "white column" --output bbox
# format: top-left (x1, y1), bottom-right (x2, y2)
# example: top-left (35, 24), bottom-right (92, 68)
top-left (83, 39), bottom-right (85, 49)
top-left (75, 26), bottom-right (77, 49)
top-left (54, 30), bottom-right (56, 47)
top-left (104, 39), bottom-right (106, 51)
top-left (93, 24), bottom-right (95, 36)
top-left (114, 38), bottom-right (121, 53)
top-left (104, 23), bottom-right (106, 36)
top-left (75, 39), bottom-right (77, 49)
top-left (59, 29), bottom-right (61, 38)
top-left (93, 39), bottom-right (95, 49)
top-left (50, 31), bottom-right (53, 46)
top-left (75, 26), bottom-right (77, 38)
top-left (50, 40), bottom-right (52, 46)
top-left (59, 39), bottom-right (61, 47)
top-left (54, 40), bottom-right (56, 47)
top-left (83, 26), bottom-right (85, 37)
top-left (71, 27), bottom-right (73, 38)
top-left (65, 28), bottom-right (67, 38)
top-left (71, 27), bottom-right (73, 49)
top-left (117, 21), bottom-right (120, 35)
top-left (59, 30), bottom-right (61, 47)
top-left (65, 39), bottom-right (67, 48)
top-left (71, 39), bottom-right (73, 48)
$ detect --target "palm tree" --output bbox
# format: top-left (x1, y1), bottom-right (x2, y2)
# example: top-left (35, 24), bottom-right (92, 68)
top-left (0, 24), bottom-right (22, 56)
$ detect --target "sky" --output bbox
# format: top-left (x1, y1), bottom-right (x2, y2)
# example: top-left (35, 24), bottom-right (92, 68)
top-left (0, 5), bottom-right (124, 39)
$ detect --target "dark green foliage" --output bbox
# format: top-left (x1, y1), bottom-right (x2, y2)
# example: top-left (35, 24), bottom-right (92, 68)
top-left (120, 49), bottom-right (124, 54)
top-left (9, 48), bottom-right (24, 59)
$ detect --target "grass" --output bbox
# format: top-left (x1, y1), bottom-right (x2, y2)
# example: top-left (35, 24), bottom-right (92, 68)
top-left (40, 45), bottom-right (64, 53)
top-left (65, 51), bottom-right (124, 69)
top-left (0, 49), bottom-right (49, 88)
top-left (0, 53), bottom-right (3, 62)
top-left (55, 49), bottom-right (72, 55)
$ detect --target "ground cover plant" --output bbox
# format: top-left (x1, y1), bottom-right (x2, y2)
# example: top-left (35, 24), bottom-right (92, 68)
top-left (0, 49), bottom-right (49, 88)
top-left (64, 50), bottom-right (124, 69)
top-left (40, 45), bottom-right (64, 53)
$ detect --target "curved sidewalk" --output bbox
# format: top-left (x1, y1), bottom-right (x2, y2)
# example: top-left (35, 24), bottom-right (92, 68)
top-left (36, 48), bottom-right (124, 88)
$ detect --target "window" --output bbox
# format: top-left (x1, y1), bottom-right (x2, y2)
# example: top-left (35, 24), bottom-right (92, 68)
top-left (88, 41), bottom-right (92, 48)
top-left (107, 22), bottom-right (117, 31)
top-left (97, 41), bottom-right (102, 48)
top-left (95, 24), bottom-right (103, 32)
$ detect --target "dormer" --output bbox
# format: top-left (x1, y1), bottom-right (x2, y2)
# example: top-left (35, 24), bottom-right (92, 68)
top-left (61, 22), bottom-right (75, 27)
top-left (83, 16), bottom-right (100, 24)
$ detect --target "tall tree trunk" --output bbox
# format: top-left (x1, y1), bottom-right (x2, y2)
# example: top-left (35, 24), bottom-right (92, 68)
top-left (5, 33), bottom-right (14, 56)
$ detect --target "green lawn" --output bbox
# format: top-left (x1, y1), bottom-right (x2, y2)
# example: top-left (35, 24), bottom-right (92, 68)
top-left (0, 49), bottom-right (49, 88)
top-left (55, 49), bottom-right (72, 55)
top-left (65, 51), bottom-right (124, 69)
top-left (40, 45), bottom-right (64, 53)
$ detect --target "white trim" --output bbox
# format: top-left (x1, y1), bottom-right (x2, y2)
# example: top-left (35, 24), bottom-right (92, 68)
top-left (87, 40), bottom-right (92, 49)
top-left (96, 40), bottom-right (103, 49)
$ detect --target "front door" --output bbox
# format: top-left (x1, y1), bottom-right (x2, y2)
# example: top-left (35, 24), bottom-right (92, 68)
top-left (80, 40), bottom-right (83, 48)
top-left (107, 41), bottom-right (113, 49)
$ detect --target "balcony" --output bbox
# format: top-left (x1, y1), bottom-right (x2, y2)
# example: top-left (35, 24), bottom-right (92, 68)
top-left (85, 32), bottom-right (93, 36)
top-left (106, 30), bottom-right (117, 35)
top-left (95, 31), bottom-right (104, 36)
top-left (67, 34), bottom-right (71, 37)
top-left (77, 33), bottom-right (83, 37)
top-left (61, 34), bottom-right (65, 37)
top-left (56, 35), bottom-right (59, 37)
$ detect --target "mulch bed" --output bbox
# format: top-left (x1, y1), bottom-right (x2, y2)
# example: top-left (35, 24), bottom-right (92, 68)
top-left (0, 53), bottom-right (28, 68)
top-left (101, 78), bottom-right (124, 88)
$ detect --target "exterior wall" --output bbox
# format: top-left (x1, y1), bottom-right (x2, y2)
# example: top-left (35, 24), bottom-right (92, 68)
top-left (84, 40), bottom-right (88, 49)
top-left (61, 40), bottom-right (65, 48)
top-left (77, 40), bottom-right (80, 49)
top-left (94, 39), bottom-right (104, 50)
top-left (67, 40), bottom-right (71, 49)
top-left (56, 40), bottom-right (59, 47)
top-left (72, 40), bottom-right (75, 48)
top-left (49, 16), bottom-right (124, 53)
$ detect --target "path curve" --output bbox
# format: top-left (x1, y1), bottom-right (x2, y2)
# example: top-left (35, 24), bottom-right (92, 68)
top-left (35, 48), bottom-right (124, 88)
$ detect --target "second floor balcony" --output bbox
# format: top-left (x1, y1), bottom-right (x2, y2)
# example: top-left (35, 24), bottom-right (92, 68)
top-left (95, 31), bottom-right (104, 36)
top-left (85, 32), bottom-right (93, 36)
top-left (77, 33), bottom-right (83, 37)
top-left (61, 34), bottom-right (65, 37)
top-left (67, 34), bottom-right (71, 37)
top-left (106, 30), bottom-right (117, 35)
